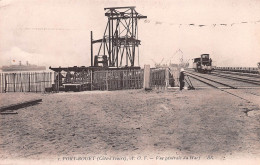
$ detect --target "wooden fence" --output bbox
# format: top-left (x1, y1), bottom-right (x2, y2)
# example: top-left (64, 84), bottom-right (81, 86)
top-left (92, 69), bottom-right (144, 91)
top-left (0, 67), bottom-right (170, 93)
top-left (0, 72), bottom-right (53, 93)
top-left (150, 68), bottom-right (166, 88)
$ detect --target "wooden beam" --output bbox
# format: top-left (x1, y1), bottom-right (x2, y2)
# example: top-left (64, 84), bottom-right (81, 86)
top-left (0, 99), bottom-right (42, 112)
top-left (1, 111), bottom-right (18, 115)
top-left (104, 6), bottom-right (136, 10)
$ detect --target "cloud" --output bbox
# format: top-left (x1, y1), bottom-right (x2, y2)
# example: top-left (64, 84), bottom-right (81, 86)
top-left (0, 47), bottom-right (42, 66)
top-left (1, 0), bottom-right (260, 68)
top-left (0, 0), bottom-right (14, 7)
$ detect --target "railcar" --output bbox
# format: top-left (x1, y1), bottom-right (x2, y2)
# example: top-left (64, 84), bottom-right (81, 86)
top-left (216, 66), bottom-right (259, 74)
top-left (193, 54), bottom-right (212, 73)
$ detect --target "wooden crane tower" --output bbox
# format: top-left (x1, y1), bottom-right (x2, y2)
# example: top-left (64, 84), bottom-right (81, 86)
top-left (91, 6), bottom-right (147, 68)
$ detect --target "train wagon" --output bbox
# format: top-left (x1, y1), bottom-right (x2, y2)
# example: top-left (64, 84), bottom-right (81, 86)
top-left (216, 66), bottom-right (259, 74)
top-left (193, 54), bottom-right (212, 73)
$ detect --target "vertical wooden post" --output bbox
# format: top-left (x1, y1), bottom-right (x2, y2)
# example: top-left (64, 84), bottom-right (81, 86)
top-left (91, 31), bottom-right (93, 67)
top-left (112, 70), bottom-right (114, 90)
top-left (129, 70), bottom-right (132, 89)
top-left (122, 71), bottom-right (124, 89)
top-left (50, 72), bottom-right (52, 89)
top-left (120, 70), bottom-right (123, 89)
top-left (129, 70), bottom-right (131, 89)
top-left (39, 73), bottom-right (42, 92)
top-left (165, 68), bottom-right (169, 90)
top-left (126, 70), bottom-right (129, 89)
top-left (28, 73), bottom-right (31, 92)
top-left (4, 74), bottom-right (7, 93)
top-left (2, 73), bottom-right (3, 92)
top-left (137, 70), bottom-right (140, 89)
top-left (13, 73), bottom-right (15, 92)
top-left (102, 72), bottom-right (104, 90)
top-left (20, 73), bottom-right (23, 92)
top-left (48, 72), bottom-right (50, 89)
top-left (143, 65), bottom-right (150, 90)
top-left (31, 73), bottom-right (33, 92)
top-left (110, 70), bottom-right (112, 90)
top-left (134, 70), bottom-right (137, 89)
top-left (110, 71), bottom-right (112, 90)
top-left (43, 72), bottom-right (45, 92)
top-left (109, 70), bottom-right (112, 90)
top-left (90, 70), bottom-right (93, 91)
top-left (106, 70), bottom-right (108, 91)
top-left (35, 73), bottom-right (38, 93)
top-left (57, 72), bottom-right (60, 93)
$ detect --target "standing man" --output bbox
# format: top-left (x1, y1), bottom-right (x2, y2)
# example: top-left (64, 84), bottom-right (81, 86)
top-left (179, 68), bottom-right (185, 90)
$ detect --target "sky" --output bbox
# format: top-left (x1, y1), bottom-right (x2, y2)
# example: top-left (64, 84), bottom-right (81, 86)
top-left (0, 0), bottom-right (260, 68)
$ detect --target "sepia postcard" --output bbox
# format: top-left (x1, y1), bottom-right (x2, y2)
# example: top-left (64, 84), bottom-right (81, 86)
top-left (0, 0), bottom-right (260, 165)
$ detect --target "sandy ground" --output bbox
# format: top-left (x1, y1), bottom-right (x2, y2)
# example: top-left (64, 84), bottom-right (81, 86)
top-left (0, 88), bottom-right (260, 162)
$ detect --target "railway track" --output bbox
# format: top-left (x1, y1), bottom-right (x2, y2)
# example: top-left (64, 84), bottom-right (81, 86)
top-left (184, 71), bottom-right (237, 89)
top-left (184, 70), bottom-right (260, 103)
top-left (210, 72), bottom-right (260, 86)
top-left (185, 69), bottom-right (260, 88)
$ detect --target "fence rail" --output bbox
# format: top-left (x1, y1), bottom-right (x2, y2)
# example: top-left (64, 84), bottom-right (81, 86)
top-left (0, 72), bottom-right (53, 93)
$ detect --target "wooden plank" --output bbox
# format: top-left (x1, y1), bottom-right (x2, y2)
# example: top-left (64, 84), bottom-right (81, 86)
top-left (123, 71), bottom-right (125, 89)
top-left (106, 71), bottom-right (108, 90)
top-left (0, 99), bottom-right (42, 112)
top-left (28, 73), bottom-right (31, 92)
top-left (20, 73), bottom-right (23, 92)
top-left (6, 74), bottom-right (8, 92)
top-left (134, 70), bottom-right (137, 89)
top-left (5, 74), bottom-right (7, 92)
top-left (1, 111), bottom-right (18, 115)
top-left (36, 72), bottom-right (38, 93)
top-left (13, 73), bottom-right (15, 92)
top-left (50, 72), bottom-right (52, 89)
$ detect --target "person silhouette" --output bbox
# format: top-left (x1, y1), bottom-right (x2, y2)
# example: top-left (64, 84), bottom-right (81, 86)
top-left (179, 68), bottom-right (185, 90)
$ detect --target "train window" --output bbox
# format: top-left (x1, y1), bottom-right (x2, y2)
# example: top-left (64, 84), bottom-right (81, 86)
top-left (194, 58), bottom-right (200, 62)
top-left (201, 54), bottom-right (209, 58)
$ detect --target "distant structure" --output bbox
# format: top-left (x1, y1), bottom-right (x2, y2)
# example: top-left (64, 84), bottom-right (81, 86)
top-left (91, 6), bottom-right (147, 68)
top-left (1, 61), bottom-right (46, 72)
top-left (152, 49), bottom-right (189, 69)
